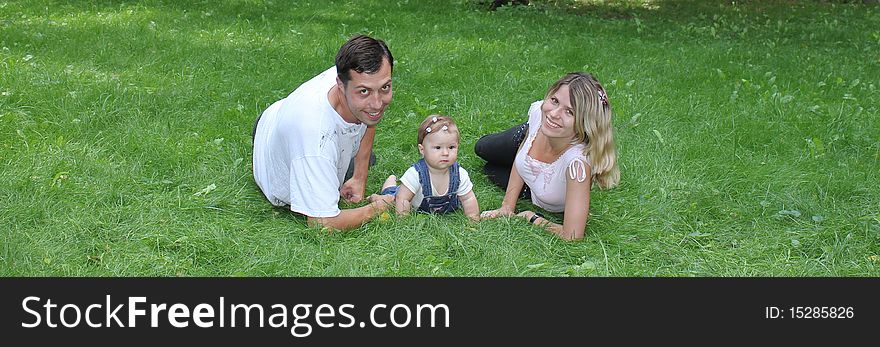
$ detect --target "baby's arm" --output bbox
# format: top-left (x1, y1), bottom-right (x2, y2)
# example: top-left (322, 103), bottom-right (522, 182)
top-left (459, 191), bottom-right (480, 221)
top-left (394, 185), bottom-right (415, 216)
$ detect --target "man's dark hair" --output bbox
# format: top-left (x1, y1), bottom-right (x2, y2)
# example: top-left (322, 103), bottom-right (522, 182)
top-left (335, 35), bottom-right (394, 85)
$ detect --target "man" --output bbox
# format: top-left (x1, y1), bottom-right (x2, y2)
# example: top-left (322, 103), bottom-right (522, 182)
top-left (253, 35), bottom-right (394, 230)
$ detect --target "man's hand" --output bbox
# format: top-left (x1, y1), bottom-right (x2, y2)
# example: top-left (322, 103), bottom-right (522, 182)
top-left (368, 193), bottom-right (394, 205)
top-left (368, 194), bottom-right (394, 213)
top-left (340, 177), bottom-right (366, 203)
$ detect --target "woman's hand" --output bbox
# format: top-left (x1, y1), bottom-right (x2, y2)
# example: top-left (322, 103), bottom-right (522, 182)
top-left (480, 206), bottom-right (514, 219)
top-left (516, 210), bottom-right (536, 221)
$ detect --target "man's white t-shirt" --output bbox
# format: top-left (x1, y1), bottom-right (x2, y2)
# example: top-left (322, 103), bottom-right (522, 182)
top-left (253, 66), bottom-right (367, 217)
top-left (399, 166), bottom-right (474, 209)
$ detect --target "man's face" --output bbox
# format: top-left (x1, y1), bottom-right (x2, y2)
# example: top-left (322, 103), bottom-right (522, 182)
top-left (337, 58), bottom-right (393, 126)
top-left (418, 130), bottom-right (459, 171)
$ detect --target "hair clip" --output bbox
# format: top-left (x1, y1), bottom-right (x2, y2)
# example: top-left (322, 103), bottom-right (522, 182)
top-left (425, 126), bottom-right (432, 133)
top-left (597, 89), bottom-right (608, 106)
top-left (441, 125), bottom-right (448, 131)
top-left (431, 116), bottom-right (438, 123)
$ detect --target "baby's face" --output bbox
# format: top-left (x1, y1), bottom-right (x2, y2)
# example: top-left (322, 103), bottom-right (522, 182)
top-left (418, 130), bottom-right (459, 171)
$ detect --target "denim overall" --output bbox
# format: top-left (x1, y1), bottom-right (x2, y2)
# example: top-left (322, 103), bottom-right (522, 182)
top-left (413, 159), bottom-right (461, 214)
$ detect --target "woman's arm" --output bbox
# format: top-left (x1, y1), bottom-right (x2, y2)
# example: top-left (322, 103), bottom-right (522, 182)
top-left (480, 165), bottom-right (525, 219)
top-left (519, 164), bottom-right (592, 240)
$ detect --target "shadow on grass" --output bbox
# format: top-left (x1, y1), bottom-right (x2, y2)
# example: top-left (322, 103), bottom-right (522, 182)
top-left (479, 0), bottom-right (876, 17)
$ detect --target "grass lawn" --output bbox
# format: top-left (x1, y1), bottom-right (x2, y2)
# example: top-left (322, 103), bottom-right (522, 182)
top-left (1, 0), bottom-right (878, 276)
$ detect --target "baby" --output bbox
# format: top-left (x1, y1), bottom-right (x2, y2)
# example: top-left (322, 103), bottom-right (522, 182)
top-left (381, 115), bottom-right (480, 221)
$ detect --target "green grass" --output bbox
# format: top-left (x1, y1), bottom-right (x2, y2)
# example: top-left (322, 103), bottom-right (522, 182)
top-left (1, 0), bottom-right (878, 276)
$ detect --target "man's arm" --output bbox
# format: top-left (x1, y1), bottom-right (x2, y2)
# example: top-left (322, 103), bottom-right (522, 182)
top-left (340, 126), bottom-right (376, 203)
top-left (307, 194), bottom-right (393, 231)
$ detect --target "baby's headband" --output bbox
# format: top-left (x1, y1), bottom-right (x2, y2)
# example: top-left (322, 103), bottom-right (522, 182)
top-left (425, 116), bottom-right (448, 133)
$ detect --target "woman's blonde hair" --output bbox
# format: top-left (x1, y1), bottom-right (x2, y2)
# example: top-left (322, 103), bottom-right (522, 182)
top-left (545, 72), bottom-right (620, 189)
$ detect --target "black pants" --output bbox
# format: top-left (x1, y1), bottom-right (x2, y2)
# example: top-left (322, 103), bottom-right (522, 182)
top-left (474, 122), bottom-right (530, 199)
top-left (253, 112), bottom-right (375, 182)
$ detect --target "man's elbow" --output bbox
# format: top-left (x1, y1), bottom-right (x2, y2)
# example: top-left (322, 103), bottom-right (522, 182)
top-left (306, 216), bottom-right (325, 228)
top-left (307, 215), bottom-right (343, 231)
top-left (307, 214), bottom-right (362, 231)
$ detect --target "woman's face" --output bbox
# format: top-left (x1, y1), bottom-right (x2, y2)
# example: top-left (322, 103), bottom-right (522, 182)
top-left (540, 84), bottom-right (577, 140)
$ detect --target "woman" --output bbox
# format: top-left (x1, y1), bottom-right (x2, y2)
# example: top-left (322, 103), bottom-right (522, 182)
top-left (476, 72), bottom-right (619, 240)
